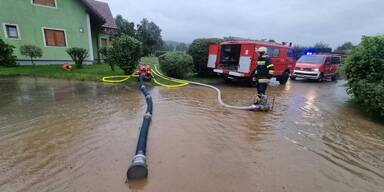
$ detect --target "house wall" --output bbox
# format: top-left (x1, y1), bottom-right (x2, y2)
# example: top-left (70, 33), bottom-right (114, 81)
top-left (0, 0), bottom-right (92, 64)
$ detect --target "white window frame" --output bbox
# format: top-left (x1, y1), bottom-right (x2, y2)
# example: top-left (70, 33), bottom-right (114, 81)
top-left (3, 23), bottom-right (21, 40)
top-left (42, 27), bottom-right (68, 48)
top-left (31, 0), bottom-right (58, 9)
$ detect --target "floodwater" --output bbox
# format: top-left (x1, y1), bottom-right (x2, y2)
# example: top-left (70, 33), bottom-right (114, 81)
top-left (0, 77), bottom-right (383, 192)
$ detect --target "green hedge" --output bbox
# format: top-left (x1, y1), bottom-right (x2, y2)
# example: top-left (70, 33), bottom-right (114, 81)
top-left (158, 52), bottom-right (193, 78)
top-left (0, 38), bottom-right (17, 67)
top-left (187, 38), bottom-right (222, 76)
top-left (342, 35), bottom-right (384, 116)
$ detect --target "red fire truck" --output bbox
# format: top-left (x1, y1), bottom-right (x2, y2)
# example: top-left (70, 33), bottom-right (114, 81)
top-left (207, 41), bottom-right (296, 85)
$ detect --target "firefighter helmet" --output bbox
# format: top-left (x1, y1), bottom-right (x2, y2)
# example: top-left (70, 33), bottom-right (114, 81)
top-left (257, 47), bottom-right (268, 53)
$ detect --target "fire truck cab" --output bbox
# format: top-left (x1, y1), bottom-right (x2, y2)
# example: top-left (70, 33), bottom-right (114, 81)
top-left (207, 41), bottom-right (296, 85)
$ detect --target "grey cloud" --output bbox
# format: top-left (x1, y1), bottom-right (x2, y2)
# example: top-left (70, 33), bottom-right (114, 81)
top-left (100, 0), bottom-right (384, 48)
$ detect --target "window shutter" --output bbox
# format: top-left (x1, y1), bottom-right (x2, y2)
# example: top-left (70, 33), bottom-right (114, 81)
top-left (33, 0), bottom-right (56, 7)
top-left (44, 29), bottom-right (66, 47)
top-left (55, 31), bottom-right (66, 46)
top-left (45, 30), bottom-right (56, 46)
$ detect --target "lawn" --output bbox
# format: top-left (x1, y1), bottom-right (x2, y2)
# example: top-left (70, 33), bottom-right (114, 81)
top-left (0, 63), bottom-right (124, 81)
top-left (0, 57), bottom-right (223, 85)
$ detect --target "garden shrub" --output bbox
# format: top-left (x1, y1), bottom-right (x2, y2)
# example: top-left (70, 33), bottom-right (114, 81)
top-left (106, 35), bottom-right (142, 75)
top-left (187, 38), bottom-right (222, 76)
top-left (158, 52), bottom-right (193, 78)
top-left (99, 47), bottom-right (114, 71)
top-left (66, 47), bottom-right (88, 69)
top-left (20, 45), bottom-right (42, 66)
top-left (342, 35), bottom-right (384, 116)
top-left (0, 38), bottom-right (17, 67)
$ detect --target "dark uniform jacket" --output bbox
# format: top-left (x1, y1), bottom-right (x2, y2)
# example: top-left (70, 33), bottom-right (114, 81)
top-left (255, 54), bottom-right (275, 83)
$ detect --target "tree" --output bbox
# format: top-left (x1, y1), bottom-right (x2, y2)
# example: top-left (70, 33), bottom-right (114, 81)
top-left (0, 38), bottom-right (17, 67)
top-left (20, 45), bottom-right (42, 66)
top-left (115, 15), bottom-right (136, 37)
top-left (66, 47), bottom-right (88, 69)
top-left (136, 18), bottom-right (163, 56)
top-left (342, 35), bottom-right (384, 116)
top-left (176, 42), bottom-right (188, 51)
top-left (106, 35), bottom-right (142, 75)
top-left (188, 38), bottom-right (223, 76)
top-left (313, 42), bottom-right (330, 49)
top-left (335, 42), bottom-right (355, 53)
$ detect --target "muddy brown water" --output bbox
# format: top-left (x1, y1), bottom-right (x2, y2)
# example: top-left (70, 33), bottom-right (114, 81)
top-left (0, 77), bottom-right (383, 192)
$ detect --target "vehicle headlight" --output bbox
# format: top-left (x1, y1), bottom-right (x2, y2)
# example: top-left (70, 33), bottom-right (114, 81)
top-left (312, 68), bottom-right (319, 72)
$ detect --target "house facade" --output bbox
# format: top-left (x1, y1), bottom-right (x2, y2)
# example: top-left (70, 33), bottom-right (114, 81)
top-left (0, 0), bottom-right (117, 64)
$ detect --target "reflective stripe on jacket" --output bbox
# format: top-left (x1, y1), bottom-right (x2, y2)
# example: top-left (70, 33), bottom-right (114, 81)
top-left (255, 54), bottom-right (274, 81)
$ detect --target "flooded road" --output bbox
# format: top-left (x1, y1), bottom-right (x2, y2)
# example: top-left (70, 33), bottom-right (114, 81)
top-left (0, 77), bottom-right (383, 192)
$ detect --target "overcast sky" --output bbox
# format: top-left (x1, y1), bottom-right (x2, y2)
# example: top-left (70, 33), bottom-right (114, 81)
top-left (100, 0), bottom-right (384, 48)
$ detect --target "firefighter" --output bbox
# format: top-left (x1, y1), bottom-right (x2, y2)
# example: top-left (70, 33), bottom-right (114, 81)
top-left (254, 47), bottom-right (274, 104)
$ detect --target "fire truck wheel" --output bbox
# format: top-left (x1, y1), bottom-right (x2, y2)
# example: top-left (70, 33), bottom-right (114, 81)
top-left (224, 77), bottom-right (232, 84)
top-left (317, 74), bottom-right (324, 82)
top-left (331, 75), bottom-right (337, 81)
top-left (278, 71), bottom-right (289, 85)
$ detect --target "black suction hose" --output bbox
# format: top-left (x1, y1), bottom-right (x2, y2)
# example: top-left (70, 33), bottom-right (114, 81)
top-left (127, 75), bottom-right (153, 180)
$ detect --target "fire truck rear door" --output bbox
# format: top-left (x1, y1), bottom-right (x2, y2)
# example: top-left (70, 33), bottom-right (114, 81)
top-left (238, 44), bottom-right (254, 73)
top-left (207, 45), bottom-right (219, 68)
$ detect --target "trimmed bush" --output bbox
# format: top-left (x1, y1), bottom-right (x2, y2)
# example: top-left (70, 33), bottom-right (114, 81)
top-left (20, 45), bottom-right (42, 66)
top-left (106, 35), bottom-right (142, 75)
top-left (0, 39), bottom-right (17, 67)
top-left (342, 35), bottom-right (384, 116)
top-left (66, 47), bottom-right (88, 69)
top-left (158, 52), bottom-right (193, 78)
top-left (187, 38), bottom-right (222, 76)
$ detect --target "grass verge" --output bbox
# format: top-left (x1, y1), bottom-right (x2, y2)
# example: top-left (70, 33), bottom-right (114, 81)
top-left (0, 57), bottom-right (223, 85)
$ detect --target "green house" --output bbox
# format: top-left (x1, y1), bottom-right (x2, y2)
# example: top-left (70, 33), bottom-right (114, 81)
top-left (0, 0), bottom-right (117, 64)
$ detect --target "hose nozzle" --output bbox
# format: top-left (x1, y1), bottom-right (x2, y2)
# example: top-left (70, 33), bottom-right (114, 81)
top-left (127, 154), bottom-right (148, 180)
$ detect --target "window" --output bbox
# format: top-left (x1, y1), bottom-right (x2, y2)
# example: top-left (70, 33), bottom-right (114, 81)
top-left (43, 28), bottom-right (66, 47)
top-left (325, 57), bottom-right (332, 65)
top-left (32, 0), bottom-right (57, 7)
top-left (331, 57), bottom-right (341, 64)
top-left (3, 24), bottom-right (20, 39)
top-left (268, 48), bottom-right (280, 57)
top-left (297, 55), bottom-right (325, 64)
top-left (287, 49), bottom-right (295, 58)
top-left (100, 38), bottom-right (108, 48)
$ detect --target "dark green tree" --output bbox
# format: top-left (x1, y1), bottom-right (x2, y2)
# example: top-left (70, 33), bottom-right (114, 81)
top-left (188, 38), bottom-right (223, 76)
top-left (0, 38), bottom-right (17, 67)
top-left (342, 35), bottom-right (384, 116)
top-left (115, 15), bottom-right (136, 37)
top-left (314, 42), bottom-right (330, 49)
top-left (136, 18), bottom-right (163, 55)
top-left (335, 42), bottom-right (355, 53)
top-left (176, 42), bottom-right (188, 51)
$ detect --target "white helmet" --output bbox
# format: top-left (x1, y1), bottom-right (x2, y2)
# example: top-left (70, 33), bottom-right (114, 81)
top-left (256, 47), bottom-right (268, 53)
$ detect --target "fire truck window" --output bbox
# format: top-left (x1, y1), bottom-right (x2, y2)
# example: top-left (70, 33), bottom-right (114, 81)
top-left (325, 58), bottom-right (332, 65)
top-left (268, 48), bottom-right (280, 57)
top-left (288, 49), bottom-right (295, 58)
top-left (332, 57), bottom-right (341, 64)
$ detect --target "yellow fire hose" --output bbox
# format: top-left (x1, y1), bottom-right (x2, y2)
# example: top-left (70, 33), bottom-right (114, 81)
top-left (150, 68), bottom-right (189, 88)
top-left (101, 67), bottom-right (188, 89)
top-left (102, 71), bottom-right (139, 83)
